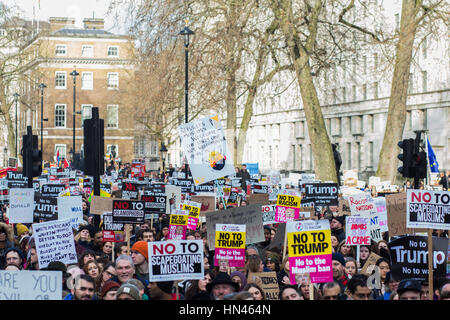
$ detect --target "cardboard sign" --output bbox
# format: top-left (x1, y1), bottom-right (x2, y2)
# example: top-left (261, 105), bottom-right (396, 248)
top-left (57, 196), bottom-right (83, 230)
top-left (247, 272), bottom-right (279, 300)
top-left (148, 240), bottom-right (204, 281)
top-left (360, 252), bottom-right (382, 276)
top-left (8, 188), bottom-right (34, 223)
top-left (0, 271), bottom-right (62, 300)
top-left (303, 183), bottom-right (339, 206)
top-left (90, 196), bottom-right (113, 215)
top-left (247, 193), bottom-right (269, 205)
top-left (406, 190), bottom-right (450, 230)
top-left (33, 218), bottom-right (78, 269)
top-left (389, 236), bottom-right (448, 280)
top-left (182, 201), bottom-right (201, 230)
top-left (214, 224), bottom-right (246, 268)
top-left (178, 115), bottom-right (235, 185)
top-left (168, 211), bottom-right (189, 240)
top-left (34, 194), bottom-right (58, 221)
top-left (206, 204), bottom-right (264, 250)
top-left (112, 200), bottom-right (145, 224)
top-left (191, 196), bottom-right (216, 214)
top-left (287, 219), bottom-right (333, 284)
top-left (386, 193), bottom-right (426, 236)
top-left (275, 190), bottom-right (302, 223)
top-left (345, 216), bottom-right (370, 245)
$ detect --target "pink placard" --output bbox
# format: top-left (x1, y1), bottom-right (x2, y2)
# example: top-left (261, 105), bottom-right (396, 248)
top-left (289, 254), bottom-right (333, 284)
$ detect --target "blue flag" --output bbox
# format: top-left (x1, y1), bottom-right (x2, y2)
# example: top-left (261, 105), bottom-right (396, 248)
top-left (427, 138), bottom-right (439, 173)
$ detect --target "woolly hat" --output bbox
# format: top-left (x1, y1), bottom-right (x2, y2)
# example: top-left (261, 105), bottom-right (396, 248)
top-left (332, 252), bottom-right (346, 266)
top-left (331, 216), bottom-right (345, 226)
top-left (116, 283), bottom-right (141, 300)
top-left (156, 281), bottom-right (174, 294)
top-left (16, 224), bottom-right (29, 237)
top-left (100, 280), bottom-right (120, 299)
top-left (229, 271), bottom-right (247, 291)
top-left (131, 241), bottom-right (148, 261)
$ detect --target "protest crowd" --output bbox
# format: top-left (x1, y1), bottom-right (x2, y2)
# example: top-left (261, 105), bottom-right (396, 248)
top-left (0, 156), bottom-right (449, 302)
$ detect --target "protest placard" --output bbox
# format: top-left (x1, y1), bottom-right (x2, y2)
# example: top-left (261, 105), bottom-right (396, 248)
top-left (112, 200), bottom-right (145, 224)
top-left (191, 196), bottom-right (216, 214)
top-left (57, 196), bottom-right (83, 230)
top-left (389, 236), bottom-right (448, 280)
top-left (247, 193), bottom-right (269, 205)
top-left (41, 184), bottom-right (66, 197)
top-left (262, 205), bottom-right (276, 225)
top-left (347, 193), bottom-right (377, 216)
top-left (275, 190), bottom-right (302, 223)
top-left (181, 201), bottom-right (202, 230)
top-left (148, 240), bottom-right (204, 282)
top-left (8, 188), bottom-right (34, 223)
top-left (191, 182), bottom-right (215, 194)
top-left (303, 183), bottom-right (338, 206)
top-left (214, 224), bottom-right (246, 268)
top-left (102, 212), bottom-right (124, 232)
top-left (247, 272), bottom-right (279, 300)
top-left (121, 182), bottom-right (139, 200)
top-left (142, 189), bottom-right (167, 215)
top-left (226, 191), bottom-right (239, 207)
top-left (0, 271), bottom-right (62, 300)
top-left (33, 218), bottom-right (78, 269)
top-left (386, 193), bottom-right (417, 236)
top-left (178, 115), bottom-right (235, 185)
top-left (206, 204), bottom-right (264, 250)
top-left (343, 170), bottom-right (358, 187)
top-left (89, 196), bottom-right (113, 215)
top-left (287, 219), bottom-right (333, 284)
top-left (345, 216), bottom-right (370, 245)
top-left (374, 197), bottom-right (389, 233)
top-left (166, 185), bottom-right (182, 214)
top-left (168, 211), bottom-right (189, 240)
top-left (253, 184), bottom-right (269, 194)
top-left (34, 194), bottom-right (58, 221)
top-left (360, 252), bottom-right (382, 276)
top-left (406, 190), bottom-right (450, 230)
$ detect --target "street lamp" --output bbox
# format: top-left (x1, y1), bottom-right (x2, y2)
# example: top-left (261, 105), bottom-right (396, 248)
top-left (38, 83), bottom-right (47, 160)
top-left (13, 93), bottom-right (19, 159)
top-left (179, 21), bottom-right (194, 179)
top-left (3, 147), bottom-right (7, 168)
top-left (70, 69), bottom-right (79, 166)
top-left (160, 142), bottom-right (168, 173)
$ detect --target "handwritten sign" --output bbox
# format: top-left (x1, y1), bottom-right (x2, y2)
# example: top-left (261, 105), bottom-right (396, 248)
top-left (8, 188), bottom-right (34, 223)
top-left (0, 271), bottom-right (62, 300)
top-left (57, 196), bottom-right (83, 230)
top-left (345, 216), bottom-right (370, 245)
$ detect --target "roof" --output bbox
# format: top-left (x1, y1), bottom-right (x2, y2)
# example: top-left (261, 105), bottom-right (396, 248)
top-left (52, 28), bottom-right (114, 36)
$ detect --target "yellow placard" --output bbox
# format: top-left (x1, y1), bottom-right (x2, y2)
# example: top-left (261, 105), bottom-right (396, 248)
top-left (276, 194), bottom-right (301, 208)
top-left (170, 214), bottom-right (188, 226)
top-left (215, 231), bottom-right (246, 249)
top-left (288, 229), bottom-right (332, 257)
top-left (182, 204), bottom-right (200, 218)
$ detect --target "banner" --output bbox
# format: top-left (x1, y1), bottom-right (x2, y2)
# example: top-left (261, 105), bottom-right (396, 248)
top-left (0, 271), bottom-right (62, 300)
top-left (275, 190), bottom-right (301, 223)
top-left (33, 218), bottom-right (78, 269)
top-left (214, 224), bottom-right (246, 268)
top-left (406, 190), bottom-right (450, 230)
top-left (181, 201), bottom-right (202, 230)
top-left (287, 219), bottom-right (333, 284)
top-left (206, 204), bottom-right (264, 250)
top-left (148, 240), bottom-right (204, 281)
top-left (34, 194), bottom-right (58, 221)
top-left (112, 200), bottom-right (145, 224)
top-left (389, 236), bottom-right (448, 280)
top-left (345, 216), bottom-right (370, 245)
top-left (303, 183), bottom-right (339, 206)
top-left (178, 115), bottom-right (235, 185)
top-left (57, 196), bottom-right (83, 230)
top-left (168, 211), bottom-right (189, 240)
top-left (8, 188), bottom-right (34, 223)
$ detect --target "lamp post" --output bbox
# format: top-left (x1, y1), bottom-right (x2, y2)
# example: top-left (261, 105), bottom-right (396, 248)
top-left (70, 69), bottom-right (79, 166)
top-left (160, 142), bottom-right (168, 174)
top-left (179, 22), bottom-right (194, 179)
top-left (3, 147), bottom-right (7, 168)
top-left (13, 93), bottom-right (19, 159)
top-left (38, 83), bottom-right (47, 160)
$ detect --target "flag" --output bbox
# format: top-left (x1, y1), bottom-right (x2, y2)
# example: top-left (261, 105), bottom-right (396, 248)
top-left (63, 158), bottom-right (69, 168)
top-left (56, 150), bottom-right (60, 167)
top-left (427, 137), bottom-right (439, 173)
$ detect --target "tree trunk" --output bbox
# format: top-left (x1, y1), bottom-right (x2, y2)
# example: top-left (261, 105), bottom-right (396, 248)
top-left (226, 70), bottom-right (237, 166)
top-left (376, 0), bottom-right (422, 183)
top-left (236, 85), bottom-right (257, 165)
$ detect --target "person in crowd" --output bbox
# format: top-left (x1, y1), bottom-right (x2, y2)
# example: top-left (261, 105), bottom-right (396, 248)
top-left (127, 279), bottom-right (149, 300)
top-left (332, 252), bottom-right (349, 291)
top-left (83, 260), bottom-right (103, 296)
top-left (156, 224), bottom-right (169, 241)
top-left (4, 248), bottom-right (24, 269)
top-left (64, 274), bottom-right (98, 300)
top-left (78, 249), bottom-right (96, 270)
top-left (344, 257), bottom-right (358, 279)
top-left (279, 285), bottom-right (303, 300)
top-left (265, 252), bottom-right (281, 272)
top-left (321, 281), bottom-right (345, 300)
top-left (74, 225), bottom-right (94, 255)
top-left (110, 254), bottom-right (148, 297)
top-left (0, 222), bottom-right (15, 269)
top-left (114, 242), bottom-right (129, 260)
top-left (277, 255), bottom-right (291, 287)
top-left (101, 262), bottom-right (117, 288)
top-left (329, 216), bottom-right (345, 243)
top-left (330, 233), bottom-right (339, 252)
top-left (358, 244), bottom-right (372, 269)
top-left (149, 281), bottom-right (175, 300)
top-left (337, 240), bottom-right (355, 258)
top-left (100, 280), bottom-right (120, 300)
top-left (102, 241), bottom-right (113, 260)
top-left (243, 283), bottom-right (265, 300)
top-left (116, 283), bottom-right (142, 301)
top-left (346, 274), bottom-right (372, 300)
top-left (206, 272), bottom-right (240, 300)
top-left (230, 271), bottom-right (247, 292)
top-left (131, 241), bottom-right (149, 279)
top-left (397, 279), bottom-right (422, 300)
top-left (184, 270), bottom-right (214, 300)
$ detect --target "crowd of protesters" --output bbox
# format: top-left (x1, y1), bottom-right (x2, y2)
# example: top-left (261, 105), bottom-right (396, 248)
top-left (0, 161), bottom-right (449, 301)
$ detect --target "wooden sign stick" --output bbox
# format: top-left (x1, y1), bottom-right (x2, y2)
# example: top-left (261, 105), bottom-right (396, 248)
top-left (427, 229), bottom-right (433, 301)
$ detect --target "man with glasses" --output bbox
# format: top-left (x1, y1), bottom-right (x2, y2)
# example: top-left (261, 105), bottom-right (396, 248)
top-left (64, 274), bottom-right (97, 300)
top-left (347, 274), bottom-right (372, 300)
top-left (321, 281), bottom-right (345, 300)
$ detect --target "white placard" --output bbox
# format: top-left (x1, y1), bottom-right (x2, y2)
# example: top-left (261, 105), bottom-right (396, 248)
top-left (0, 270), bottom-right (62, 300)
top-left (8, 188), bottom-right (34, 223)
top-left (57, 196), bottom-right (83, 230)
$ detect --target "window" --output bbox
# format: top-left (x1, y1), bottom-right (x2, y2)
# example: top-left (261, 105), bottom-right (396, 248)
top-left (368, 141), bottom-right (374, 168)
top-left (55, 71), bottom-right (66, 89)
top-left (373, 53), bottom-right (378, 71)
top-left (55, 44), bottom-right (67, 56)
top-left (81, 105), bottom-right (92, 127)
top-left (107, 145), bottom-right (118, 158)
top-left (55, 104), bottom-right (66, 128)
top-left (54, 144), bottom-right (66, 160)
top-left (107, 46), bottom-right (119, 57)
top-left (408, 73), bottom-right (414, 93)
top-left (81, 45), bottom-right (93, 57)
top-left (134, 136), bottom-right (146, 157)
top-left (368, 114), bottom-right (374, 133)
top-left (422, 37), bottom-right (427, 59)
top-left (395, 13), bottom-right (400, 31)
top-left (81, 72), bottom-right (93, 90)
top-left (342, 87), bottom-right (346, 102)
top-left (106, 105), bottom-right (119, 128)
top-left (362, 56), bottom-right (367, 74)
top-left (107, 72), bottom-right (119, 89)
top-left (347, 143), bottom-right (352, 169)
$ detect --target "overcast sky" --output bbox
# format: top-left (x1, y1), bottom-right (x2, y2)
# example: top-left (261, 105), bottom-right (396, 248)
top-left (3, 0), bottom-right (124, 33)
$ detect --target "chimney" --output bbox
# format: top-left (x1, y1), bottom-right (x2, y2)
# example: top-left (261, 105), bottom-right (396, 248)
top-left (49, 17), bottom-right (75, 33)
top-left (83, 18), bottom-right (104, 30)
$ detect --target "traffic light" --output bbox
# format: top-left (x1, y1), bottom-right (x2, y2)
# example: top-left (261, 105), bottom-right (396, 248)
top-left (412, 151), bottom-right (427, 179)
top-left (31, 145), bottom-right (42, 177)
top-left (397, 138), bottom-right (414, 178)
top-left (22, 126), bottom-right (41, 187)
